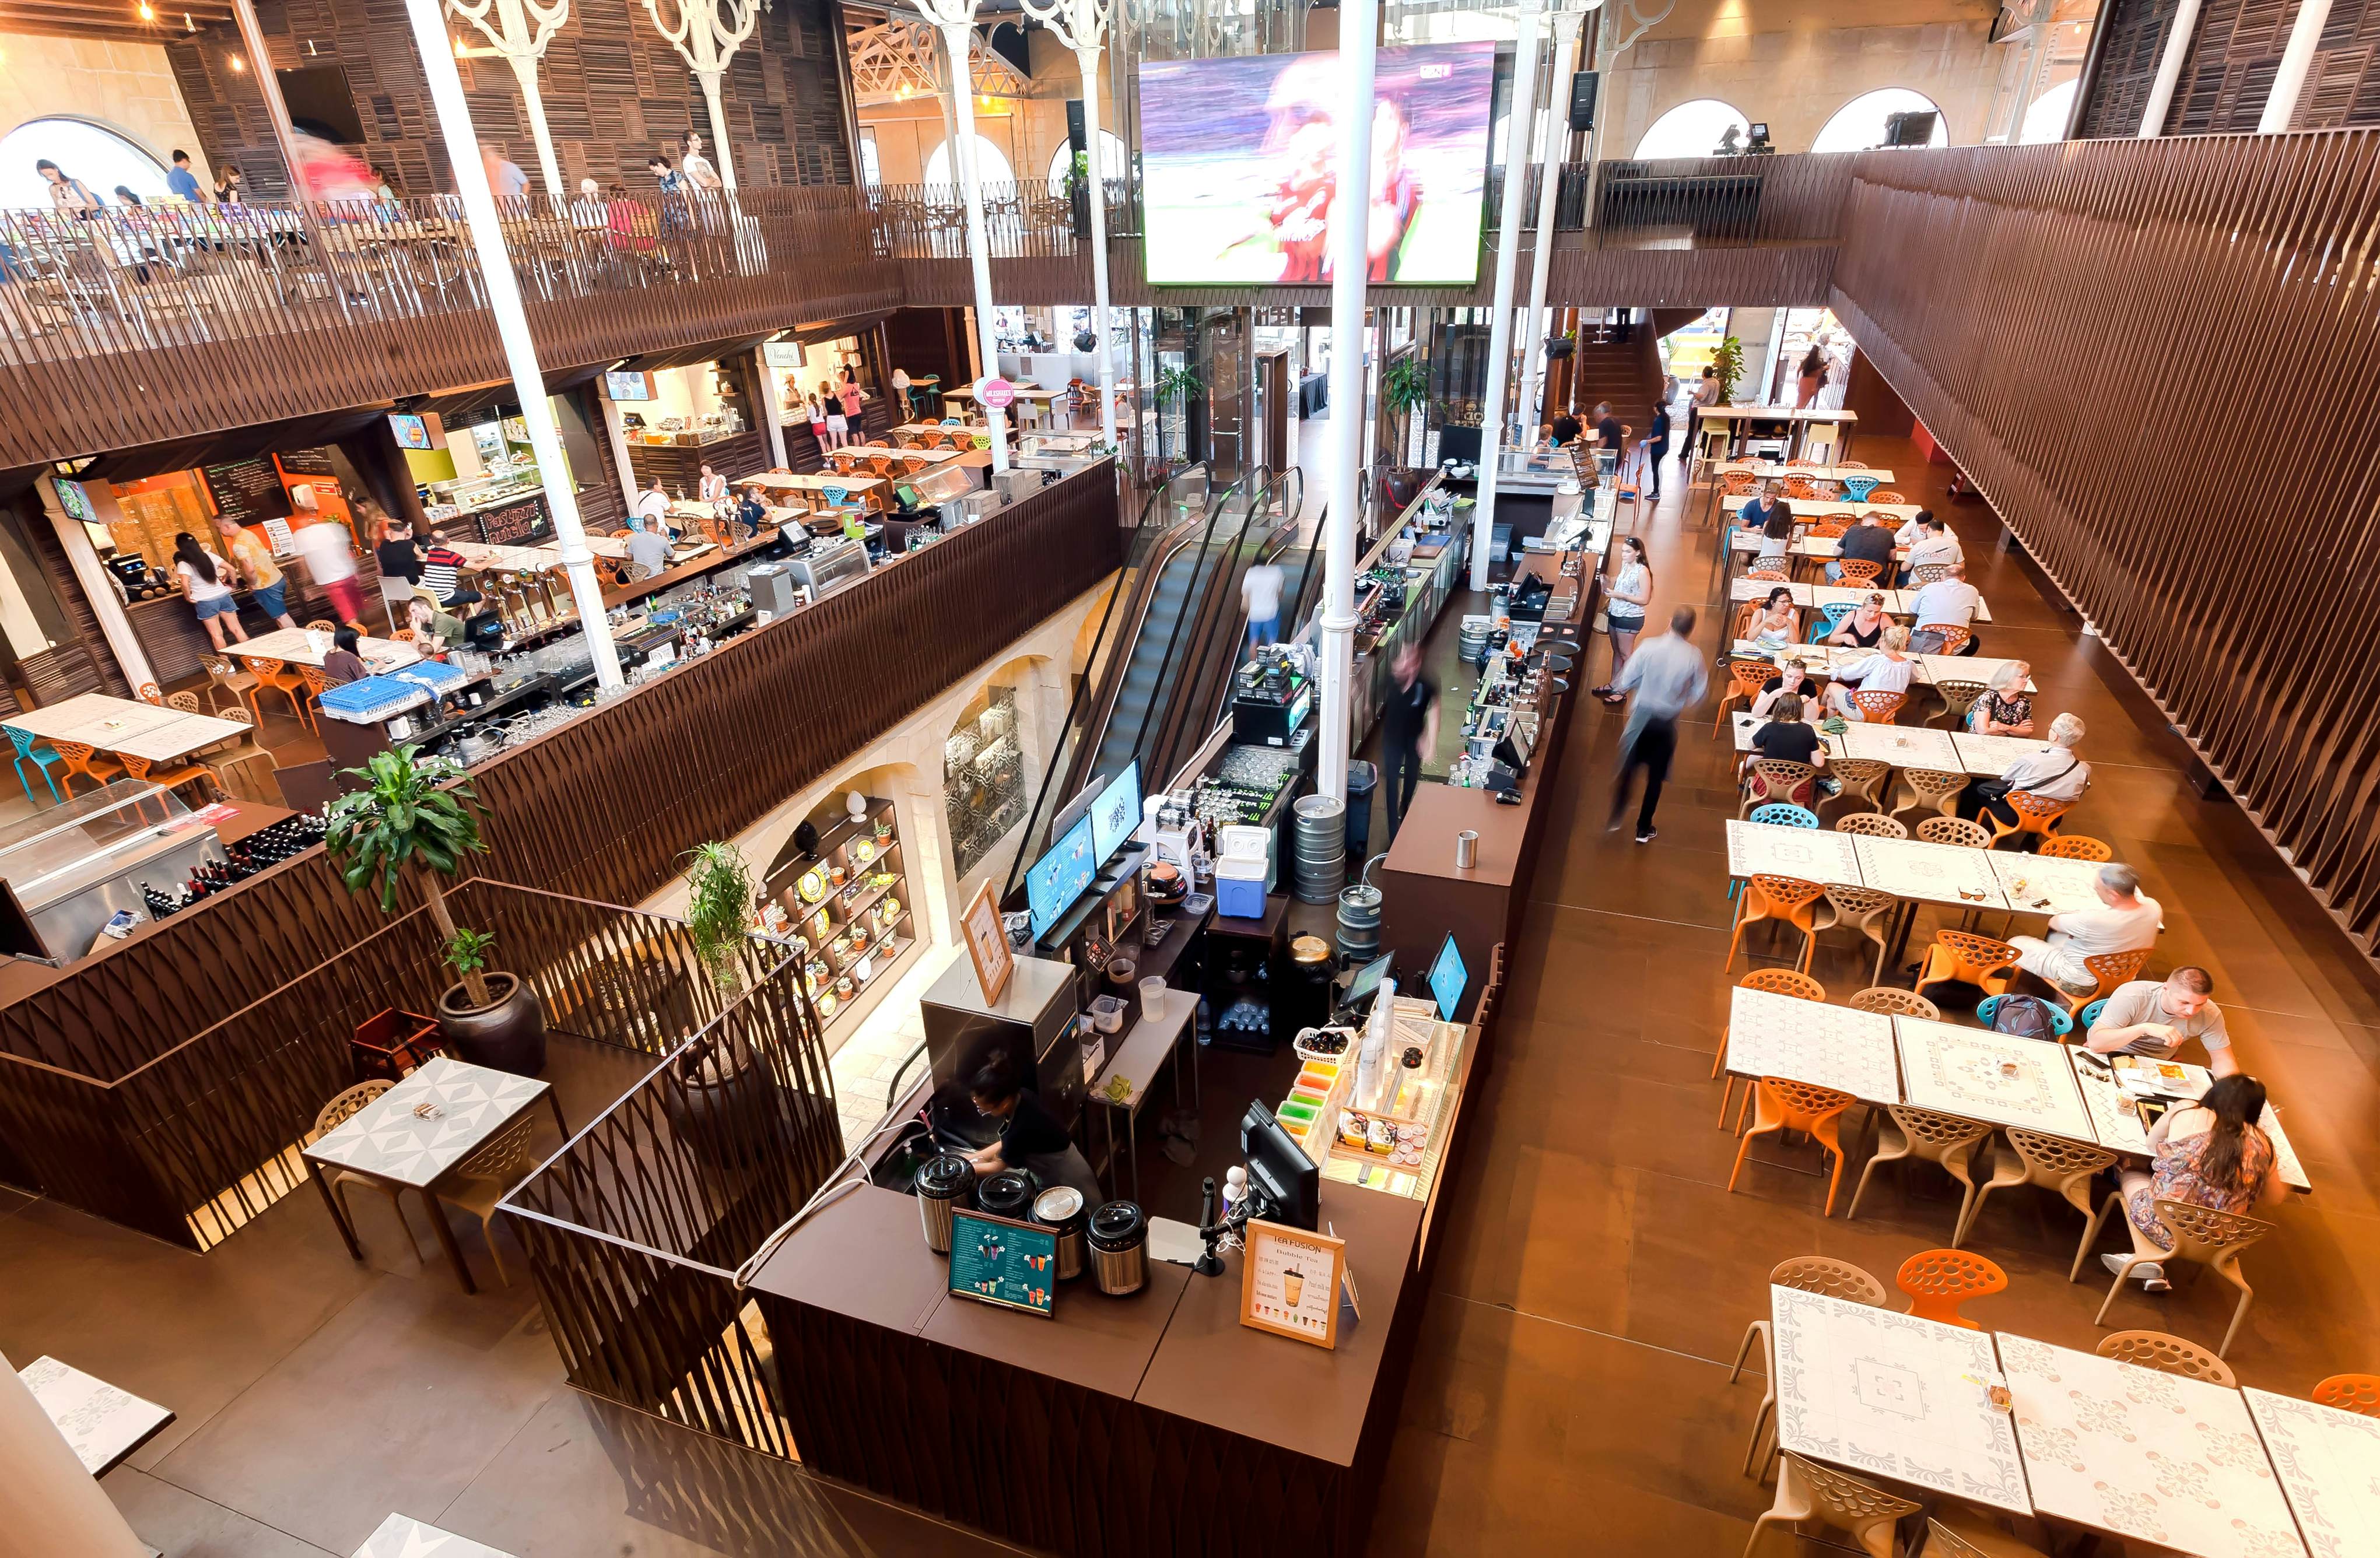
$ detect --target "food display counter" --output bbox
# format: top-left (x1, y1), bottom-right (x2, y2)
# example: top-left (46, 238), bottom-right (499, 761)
top-left (0, 781), bottom-right (225, 965)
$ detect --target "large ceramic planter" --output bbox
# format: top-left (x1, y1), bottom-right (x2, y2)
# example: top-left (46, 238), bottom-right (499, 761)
top-left (438, 972), bottom-right (547, 1076)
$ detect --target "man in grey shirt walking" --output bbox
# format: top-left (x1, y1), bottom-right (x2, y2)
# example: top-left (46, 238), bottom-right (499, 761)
top-left (1607, 605), bottom-right (1708, 844)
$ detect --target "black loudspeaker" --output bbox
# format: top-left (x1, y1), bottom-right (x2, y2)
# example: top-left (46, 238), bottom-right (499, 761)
top-left (1065, 99), bottom-right (1087, 160)
top-left (1568, 71), bottom-right (1599, 132)
top-left (1883, 109), bottom-right (1938, 147)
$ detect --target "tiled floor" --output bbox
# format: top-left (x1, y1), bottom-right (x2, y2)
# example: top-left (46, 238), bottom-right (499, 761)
top-left (6, 420), bottom-right (2379, 1557)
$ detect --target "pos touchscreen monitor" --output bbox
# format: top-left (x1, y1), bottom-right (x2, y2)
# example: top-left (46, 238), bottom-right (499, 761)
top-left (1426, 934), bottom-right (1468, 1022)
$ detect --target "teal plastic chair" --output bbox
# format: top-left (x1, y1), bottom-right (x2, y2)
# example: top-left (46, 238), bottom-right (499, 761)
top-left (2078, 998), bottom-right (2107, 1031)
top-left (1747, 803), bottom-right (1820, 829)
top-left (1842, 476), bottom-right (1880, 501)
top-left (5, 724), bottom-right (62, 805)
top-left (1975, 994), bottom-right (2073, 1038)
top-left (940, 416), bottom-right (963, 428)
top-left (1817, 601), bottom-right (1857, 636)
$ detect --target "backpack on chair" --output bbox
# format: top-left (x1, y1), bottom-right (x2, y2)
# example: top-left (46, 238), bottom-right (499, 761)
top-left (1989, 994), bottom-right (2056, 1043)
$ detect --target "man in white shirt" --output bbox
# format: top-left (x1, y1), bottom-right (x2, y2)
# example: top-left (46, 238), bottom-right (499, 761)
top-left (632, 480), bottom-right (672, 535)
top-left (1899, 512), bottom-right (1962, 581)
top-left (2011, 862), bottom-right (2160, 996)
top-left (2085, 968), bottom-right (2239, 1076)
top-left (1958, 711), bottom-right (2089, 824)
top-left (1908, 562), bottom-right (1982, 651)
top-left (1241, 562), bottom-right (1284, 653)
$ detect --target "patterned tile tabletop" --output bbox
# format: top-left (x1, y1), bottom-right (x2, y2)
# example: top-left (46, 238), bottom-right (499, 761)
top-left (1723, 819), bottom-right (1863, 884)
top-left (303, 1057), bottom-right (549, 1189)
top-left (2245, 1388), bottom-right (2380, 1558)
top-left (1852, 836), bottom-right (2009, 910)
top-left (1724, 988), bottom-right (1902, 1103)
top-left (1997, 1336), bottom-right (2304, 1557)
top-left (1730, 711), bottom-right (1849, 758)
top-left (1770, 1286), bottom-right (2031, 1515)
top-left (1950, 731), bottom-right (2058, 778)
top-left (1915, 655), bottom-right (2036, 692)
top-left (1837, 722), bottom-right (1960, 771)
top-left (17, 1355), bottom-right (173, 1475)
top-left (1897, 1017), bottom-right (2096, 1141)
top-left (352, 1514), bottom-right (517, 1557)
top-left (1981, 851), bottom-right (2112, 919)
top-left (2069, 1054), bottom-right (2313, 1192)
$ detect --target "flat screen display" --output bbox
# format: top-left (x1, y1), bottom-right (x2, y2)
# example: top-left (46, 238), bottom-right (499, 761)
top-left (1137, 41), bottom-right (1495, 286)
top-left (1088, 762), bottom-right (1140, 865)
top-left (1426, 933), bottom-right (1467, 1022)
top-left (387, 413), bottom-right (431, 450)
top-left (1026, 813), bottom-right (1099, 943)
top-left (605, 370), bottom-right (653, 402)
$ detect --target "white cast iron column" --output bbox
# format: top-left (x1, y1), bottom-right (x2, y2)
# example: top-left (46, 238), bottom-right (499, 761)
top-left (1316, 0), bottom-right (1379, 805)
top-left (1470, 0), bottom-right (1547, 591)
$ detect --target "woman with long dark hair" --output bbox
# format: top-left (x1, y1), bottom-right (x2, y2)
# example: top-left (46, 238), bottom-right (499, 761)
top-left (171, 531), bottom-right (247, 651)
top-left (1593, 534), bottom-right (1652, 705)
top-left (2108, 1072), bottom-right (2283, 1289)
top-left (1795, 342), bottom-right (1828, 409)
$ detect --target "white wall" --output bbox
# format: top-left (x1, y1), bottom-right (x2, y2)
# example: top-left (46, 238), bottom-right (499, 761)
top-left (0, 32), bottom-right (206, 191)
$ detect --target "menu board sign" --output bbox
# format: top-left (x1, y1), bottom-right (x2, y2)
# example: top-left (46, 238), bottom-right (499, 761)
top-left (1239, 1219), bottom-right (1346, 1349)
top-left (276, 446), bottom-right (339, 478)
top-left (947, 1210), bottom-right (1057, 1317)
top-left (199, 458), bottom-right (293, 525)
top-left (475, 496), bottom-right (549, 546)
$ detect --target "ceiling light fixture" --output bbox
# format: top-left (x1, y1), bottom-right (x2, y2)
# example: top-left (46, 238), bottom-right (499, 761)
top-left (138, 3), bottom-right (155, 19)
top-left (228, 52), bottom-right (244, 69)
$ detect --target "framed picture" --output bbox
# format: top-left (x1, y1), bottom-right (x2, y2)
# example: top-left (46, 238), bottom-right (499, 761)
top-left (961, 881), bottom-right (1012, 1005)
top-left (947, 1209), bottom-right (1057, 1317)
top-left (1239, 1219), bottom-right (1347, 1350)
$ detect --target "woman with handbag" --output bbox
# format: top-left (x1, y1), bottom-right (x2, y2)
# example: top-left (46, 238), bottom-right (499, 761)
top-left (1592, 535), bottom-right (1652, 705)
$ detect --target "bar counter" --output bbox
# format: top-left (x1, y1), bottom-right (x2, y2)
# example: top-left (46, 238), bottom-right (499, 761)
top-left (749, 1125), bottom-right (1440, 1556)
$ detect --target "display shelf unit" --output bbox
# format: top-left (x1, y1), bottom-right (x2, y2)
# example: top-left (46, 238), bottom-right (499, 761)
top-left (763, 796), bottom-right (921, 1038)
top-left (946, 689), bottom-right (1024, 878)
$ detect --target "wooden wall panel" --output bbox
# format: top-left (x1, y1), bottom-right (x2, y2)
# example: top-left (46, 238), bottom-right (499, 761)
top-left (2078, 0), bottom-right (2183, 138)
top-left (1830, 134), bottom-right (2380, 949)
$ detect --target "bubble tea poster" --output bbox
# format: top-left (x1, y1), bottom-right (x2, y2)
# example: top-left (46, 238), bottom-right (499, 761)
top-left (1240, 1220), bottom-right (1347, 1350)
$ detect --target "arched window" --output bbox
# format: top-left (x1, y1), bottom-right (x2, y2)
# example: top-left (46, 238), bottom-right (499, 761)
top-left (1044, 131), bottom-right (1129, 194)
top-left (1633, 99), bottom-right (1751, 160)
top-left (1811, 88), bottom-right (1950, 153)
top-left (924, 134), bottom-right (1017, 191)
top-left (2018, 81), bottom-right (2077, 144)
top-left (0, 118), bottom-right (173, 210)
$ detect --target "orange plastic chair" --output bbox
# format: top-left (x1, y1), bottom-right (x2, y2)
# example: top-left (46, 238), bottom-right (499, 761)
top-left (1727, 873), bottom-right (1826, 975)
top-left (1897, 1248), bottom-right (2007, 1328)
top-left (2312, 1374), bottom-right (2380, 1417)
top-left (136, 681), bottom-right (164, 705)
top-left (1915, 929), bottom-right (2018, 1003)
top-left (120, 751), bottom-right (220, 805)
top-left (1806, 521), bottom-right (1849, 541)
top-left (1730, 1078), bottom-right (1855, 1216)
top-left (299, 665), bottom-right (331, 727)
top-left (1918, 623), bottom-right (1974, 658)
top-left (2060, 947), bottom-right (2151, 1016)
top-left (1721, 471), bottom-right (1758, 497)
top-left (1869, 489), bottom-right (1908, 503)
top-left (1986, 788), bottom-right (2074, 848)
top-left (2036, 834), bottom-right (2112, 862)
top-left (1852, 689), bottom-right (1905, 725)
top-left (1712, 659), bottom-right (1778, 736)
top-left (1834, 558), bottom-right (1883, 589)
top-left (49, 739), bottom-right (124, 796)
top-left (246, 657), bottom-right (314, 731)
top-left (1713, 968), bottom-right (1827, 1123)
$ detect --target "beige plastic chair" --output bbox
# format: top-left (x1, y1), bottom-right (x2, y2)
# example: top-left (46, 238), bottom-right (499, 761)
top-left (1730, 1258), bottom-right (1887, 1482)
top-left (1925, 1511), bottom-right (2051, 1557)
top-left (2098, 1329), bottom-right (2238, 1386)
top-left (1811, 883), bottom-right (1899, 986)
top-left (432, 1113), bottom-right (544, 1287)
top-left (1745, 1452), bottom-right (1919, 1557)
top-left (2084, 1194), bottom-right (2274, 1358)
top-left (1959, 1126), bottom-right (2115, 1254)
top-left (311, 1081), bottom-right (421, 1264)
top-left (1846, 1105), bottom-right (1993, 1233)
top-left (1827, 758), bottom-right (1892, 815)
top-left (1931, 678), bottom-right (1988, 730)
top-left (1833, 812), bottom-right (1908, 840)
top-left (1890, 767), bottom-right (1967, 823)
top-left (1916, 815), bottom-right (1992, 850)
top-left (1847, 986), bottom-right (1938, 1020)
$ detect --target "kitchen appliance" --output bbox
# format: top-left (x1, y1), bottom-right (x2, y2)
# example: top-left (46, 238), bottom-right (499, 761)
top-left (914, 1152), bottom-right (976, 1252)
top-left (1087, 1201), bottom-right (1148, 1294)
top-left (975, 1167), bottom-right (1040, 1222)
top-left (747, 563), bottom-right (798, 618)
top-left (921, 954), bottom-right (1087, 1131)
top-left (1140, 794), bottom-right (1197, 879)
top-left (787, 536), bottom-right (870, 599)
top-left (1230, 650), bottom-right (1312, 748)
top-left (1032, 1185), bottom-right (1088, 1280)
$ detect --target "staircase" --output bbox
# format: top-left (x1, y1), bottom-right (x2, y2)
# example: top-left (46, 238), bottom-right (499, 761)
top-left (1564, 328), bottom-right (1666, 443)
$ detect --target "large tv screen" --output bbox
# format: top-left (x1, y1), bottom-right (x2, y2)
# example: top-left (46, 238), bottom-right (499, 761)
top-left (1026, 814), bottom-right (1099, 943)
top-left (1137, 42), bottom-right (1495, 287)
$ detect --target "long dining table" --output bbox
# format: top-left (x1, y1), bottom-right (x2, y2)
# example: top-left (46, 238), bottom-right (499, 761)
top-left (5, 692), bottom-right (248, 767)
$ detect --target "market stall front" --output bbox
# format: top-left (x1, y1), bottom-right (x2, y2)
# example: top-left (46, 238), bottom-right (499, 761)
top-left (611, 360), bottom-right (768, 494)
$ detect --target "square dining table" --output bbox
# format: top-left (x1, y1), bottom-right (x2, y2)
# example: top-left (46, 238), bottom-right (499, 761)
top-left (1997, 1336), bottom-right (2305, 1557)
top-left (301, 1057), bottom-right (567, 1294)
top-left (2245, 1388), bottom-right (2380, 1555)
top-left (1852, 834), bottom-right (2009, 911)
top-left (1836, 722), bottom-right (1960, 770)
top-left (1723, 819), bottom-right (1863, 884)
top-left (230, 628), bottom-right (420, 673)
top-left (16, 1355), bottom-right (174, 1475)
top-left (1948, 731), bottom-right (2055, 777)
top-left (2070, 1051), bottom-right (2313, 1192)
top-left (1769, 1286), bottom-right (2032, 1515)
top-left (1724, 989), bottom-right (1901, 1103)
top-left (1895, 1016), bottom-right (2096, 1141)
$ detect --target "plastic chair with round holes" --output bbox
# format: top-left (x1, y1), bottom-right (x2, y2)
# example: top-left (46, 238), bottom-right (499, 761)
top-left (2059, 947), bottom-right (2153, 1016)
top-left (1746, 802), bottom-right (1818, 830)
top-left (1925, 1511), bottom-right (2051, 1557)
top-left (48, 739), bottom-right (124, 797)
top-left (1907, 563), bottom-right (1953, 587)
top-left (1731, 1258), bottom-right (1888, 1480)
top-left (1813, 884), bottom-right (1899, 987)
top-left (1713, 659), bottom-right (1777, 735)
top-left (1744, 566), bottom-right (1790, 584)
top-left (2312, 1373), bottom-right (2380, 1417)
top-left (136, 682), bottom-right (163, 705)
top-left (1890, 766), bottom-right (1967, 822)
top-left (1823, 761), bottom-right (1892, 816)
top-left (1713, 969), bottom-right (1828, 1117)
top-left (1897, 1248), bottom-right (2007, 1329)
top-left (2033, 835), bottom-right (2110, 864)
top-left (2086, 1196), bottom-right (2272, 1358)
top-left (1721, 470), bottom-right (1758, 497)
top-left (1869, 489), bottom-right (1907, 504)
top-left (1962, 1125), bottom-right (2118, 1258)
top-left (1986, 789), bottom-right (2075, 849)
top-left (1740, 758), bottom-right (1818, 818)
top-left (311, 1080), bottom-right (424, 1265)
top-left (2078, 998), bottom-right (2107, 1030)
top-left (1782, 476), bottom-right (1821, 500)
top-left (1974, 994), bottom-right (2073, 1038)
top-left (1931, 678), bottom-right (1988, 730)
top-left (1728, 873), bottom-right (1826, 975)
top-left (1834, 557), bottom-right (1884, 589)
top-left (1915, 929), bottom-right (2019, 1003)
top-left (1834, 811), bottom-right (1907, 840)
top-left (1748, 1452), bottom-right (1920, 1556)
top-left (1729, 1078), bottom-right (1856, 1216)
top-left (1852, 689), bottom-right (1905, 725)
top-left (1841, 475), bottom-right (1880, 501)
top-left (246, 656), bottom-right (314, 731)
top-left (1916, 815), bottom-right (1993, 850)
top-left (1848, 985), bottom-right (1939, 1020)
top-left (1847, 1106), bottom-right (1993, 1233)
top-left (1917, 623), bottom-right (1974, 658)
top-left (1816, 601), bottom-right (1857, 637)
top-left (1806, 521), bottom-right (1849, 542)
top-left (2098, 1329), bottom-right (2238, 1385)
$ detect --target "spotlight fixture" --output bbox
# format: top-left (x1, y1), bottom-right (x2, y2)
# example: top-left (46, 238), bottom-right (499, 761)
top-left (138, 2), bottom-right (155, 19)
top-left (228, 52), bottom-right (245, 70)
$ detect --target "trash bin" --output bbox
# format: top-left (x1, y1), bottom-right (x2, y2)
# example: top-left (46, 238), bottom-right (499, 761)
top-left (1344, 760), bottom-right (1377, 854)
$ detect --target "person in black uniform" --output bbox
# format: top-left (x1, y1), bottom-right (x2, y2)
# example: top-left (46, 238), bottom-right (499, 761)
top-left (965, 1064), bottom-right (1102, 1201)
top-left (1380, 643), bottom-right (1438, 842)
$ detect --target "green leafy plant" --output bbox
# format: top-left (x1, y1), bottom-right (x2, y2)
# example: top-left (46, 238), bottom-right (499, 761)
top-left (324, 746), bottom-right (494, 1006)
top-left (681, 840), bottom-right (756, 997)
top-left (1710, 334), bottom-right (1747, 402)
top-left (443, 926), bottom-right (497, 981)
top-left (1060, 149), bottom-right (1089, 198)
top-left (1156, 364), bottom-right (1203, 407)
top-left (1382, 356), bottom-right (1427, 417)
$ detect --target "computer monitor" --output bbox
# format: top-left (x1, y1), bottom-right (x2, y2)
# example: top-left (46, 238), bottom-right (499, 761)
top-left (894, 482), bottom-right (922, 509)
top-left (1426, 934), bottom-right (1468, 1022)
top-left (1240, 1101), bottom-right (1321, 1231)
top-left (1025, 813), bottom-right (1099, 943)
top-left (1088, 761), bottom-right (1140, 865)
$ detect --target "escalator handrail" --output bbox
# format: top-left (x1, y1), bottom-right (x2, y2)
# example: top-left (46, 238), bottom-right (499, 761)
top-left (1146, 465), bottom-right (1277, 784)
top-left (1126, 468), bottom-right (1260, 784)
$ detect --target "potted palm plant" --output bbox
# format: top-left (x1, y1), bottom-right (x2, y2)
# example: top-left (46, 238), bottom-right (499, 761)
top-left (325, 746), bottom-right (546, 1075)
top-left (670, 840), bottom-right (772, 1164)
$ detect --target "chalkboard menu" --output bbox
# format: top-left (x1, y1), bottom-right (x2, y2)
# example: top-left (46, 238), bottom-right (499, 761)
top-left (276, 446), bottom-right (339, 478)
top-left (199, 458), bottom-right (292, 525)
top-left (475, 496), bottom-right (551, 546)
top-left (947, 1209), bottom-right (1057, 1317)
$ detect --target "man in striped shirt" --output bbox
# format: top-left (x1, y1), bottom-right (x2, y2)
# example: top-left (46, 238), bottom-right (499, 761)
top-left (419, 531), bottom-right (483, 610)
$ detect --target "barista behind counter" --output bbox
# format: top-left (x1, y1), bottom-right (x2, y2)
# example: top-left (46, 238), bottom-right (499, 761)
top-left (962, 1062), bottom-right (1103, 1203)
